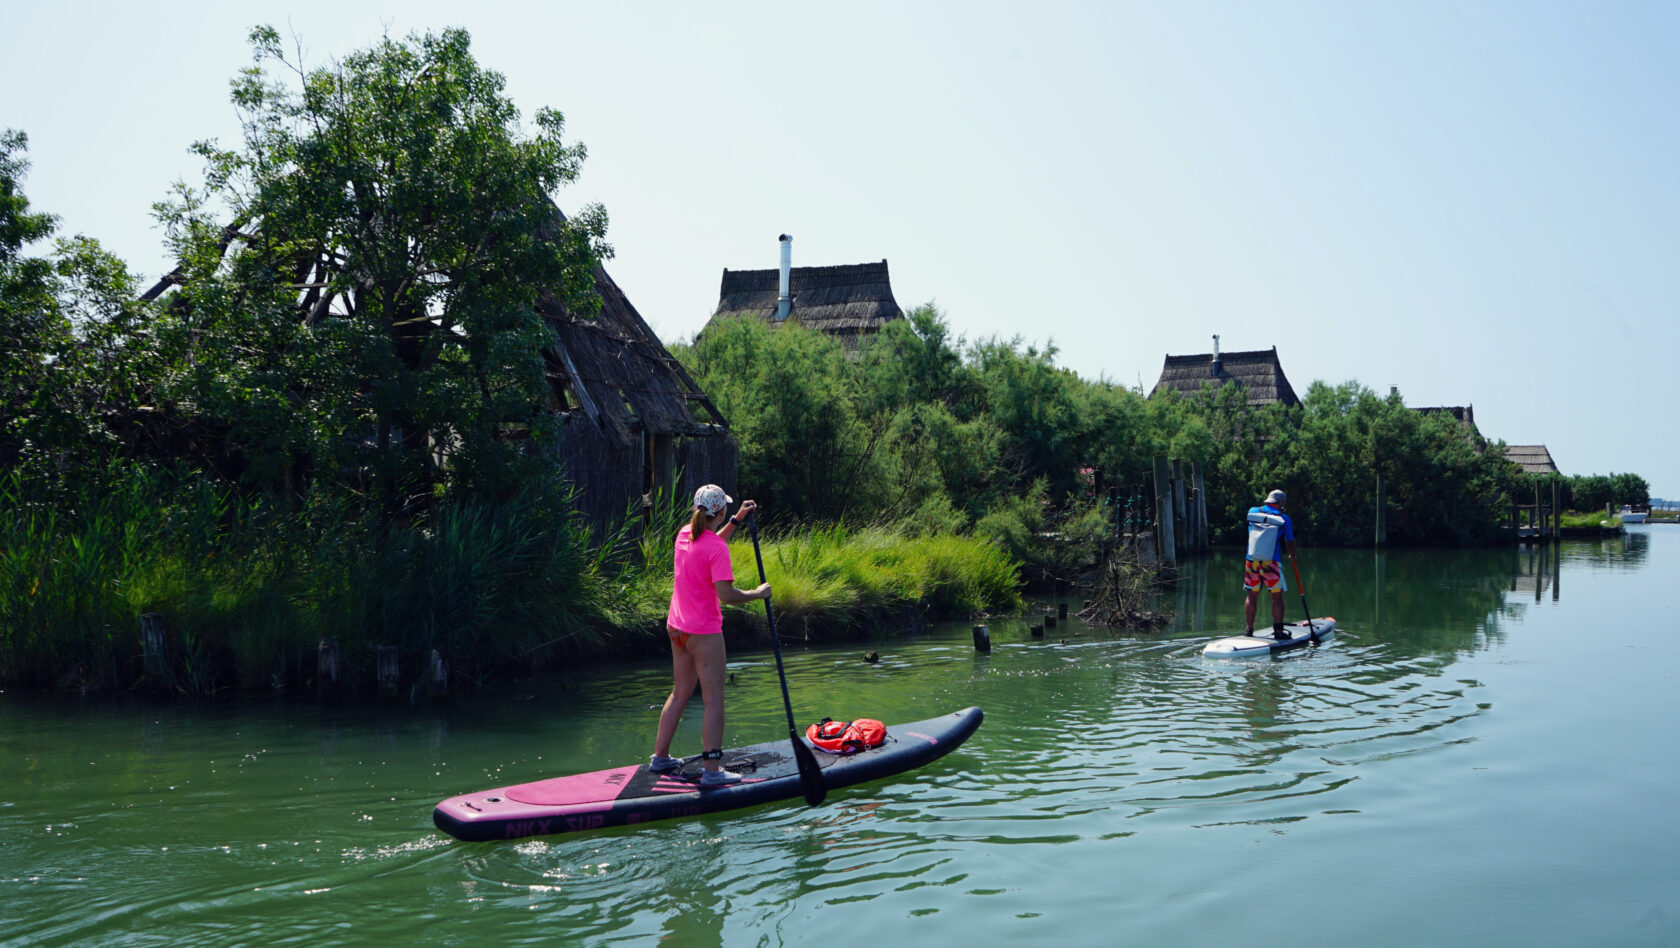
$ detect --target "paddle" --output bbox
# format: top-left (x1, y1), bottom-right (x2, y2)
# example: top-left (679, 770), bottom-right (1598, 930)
top-left (745, 512), bottom-right (827, 807)
top-left (1288, 555), bottom-right (1320, 644)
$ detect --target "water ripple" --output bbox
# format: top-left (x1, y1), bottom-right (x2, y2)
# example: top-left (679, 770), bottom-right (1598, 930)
top-left (3, 605), bottom-right (1502, 946)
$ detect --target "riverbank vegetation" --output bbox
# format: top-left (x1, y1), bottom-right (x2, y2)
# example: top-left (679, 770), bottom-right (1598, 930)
top-left (0, 468), bottom-right (1020, 694)
top-left (0, 28), bottom-right (1650, 696)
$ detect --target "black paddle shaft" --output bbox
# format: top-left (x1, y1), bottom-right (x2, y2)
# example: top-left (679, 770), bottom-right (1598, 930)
top-left (746, 512), bottom-right (827, 807)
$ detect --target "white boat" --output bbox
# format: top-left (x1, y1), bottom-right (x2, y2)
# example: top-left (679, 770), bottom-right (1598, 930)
top-left (1618, 505), bottom-right (1649, 524)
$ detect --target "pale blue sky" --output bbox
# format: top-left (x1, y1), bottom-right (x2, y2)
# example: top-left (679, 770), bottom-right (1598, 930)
top-left (4, 2), bottom-right (1675, 494)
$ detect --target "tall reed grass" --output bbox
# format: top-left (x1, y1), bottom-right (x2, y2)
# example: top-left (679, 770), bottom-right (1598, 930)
top-left (0, 470), bottom-right (1023, 695)
top-left (722, 524), bottom-right (1021, 640)
top-left (0, 471), bottom-right (629, 693)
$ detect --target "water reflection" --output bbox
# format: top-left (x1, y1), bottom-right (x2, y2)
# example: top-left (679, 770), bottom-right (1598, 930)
top-left (1175, 534), bottom-right (1649, 666)
top-left (1560, 527), bottom-right (1650, 568)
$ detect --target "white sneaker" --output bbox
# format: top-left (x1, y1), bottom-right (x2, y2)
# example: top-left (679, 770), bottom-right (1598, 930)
top-left (648, 755), bottom-right (682, 774)
top-left (699, 769), bottom-right (742, 788)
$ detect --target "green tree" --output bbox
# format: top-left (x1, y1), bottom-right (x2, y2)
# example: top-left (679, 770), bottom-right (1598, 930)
top-left (154, 26), bottom-right (609, 510)
top-left (0, 130), bottom-right (67, 470)
top-left (1254, 382), bottom-right (1517, 546)
top-left (853, 307), bottom-right (998, 524)
top-left (680, 316), bottom-right (877, 522)
top-left (969, 336), bottom-right (1086, 499)
top-left (1558, 471), bottom-right (1648, 510)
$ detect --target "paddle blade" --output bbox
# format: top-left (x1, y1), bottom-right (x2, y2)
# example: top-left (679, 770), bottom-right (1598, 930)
top-left (790, 731), bottom-right (827, 807)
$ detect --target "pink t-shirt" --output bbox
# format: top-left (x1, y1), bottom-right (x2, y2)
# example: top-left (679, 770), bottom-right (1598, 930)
top-left (667, 525), bottom-right (735, 635)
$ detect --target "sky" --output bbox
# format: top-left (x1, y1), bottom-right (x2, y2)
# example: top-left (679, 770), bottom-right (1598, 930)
top-left (3, 1), bottom-right (1675, 494)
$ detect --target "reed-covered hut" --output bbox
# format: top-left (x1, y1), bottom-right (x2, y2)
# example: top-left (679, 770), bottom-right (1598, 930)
top-left (708, 236), bottom-right (904, 349)
top-left (1152, 343), bottom-right (1300, 407)
top-left (1414, 404), bottom-right (1475, 429)
top-left (1504, 445), bottom-right (1559, 475)
top-left (543, 253), bottom-right (736, 534)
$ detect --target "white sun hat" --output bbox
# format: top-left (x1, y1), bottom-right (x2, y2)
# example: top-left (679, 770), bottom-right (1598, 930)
top-left (694, 484), bottom-right (734, 515)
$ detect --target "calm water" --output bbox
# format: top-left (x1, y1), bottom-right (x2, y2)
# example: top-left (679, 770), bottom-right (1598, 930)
top-left (5, 528), bottom-right (1679, 946)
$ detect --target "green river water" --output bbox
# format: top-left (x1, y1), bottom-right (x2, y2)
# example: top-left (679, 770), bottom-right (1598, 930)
top-left (4, 527), bottom-right (1678, 947)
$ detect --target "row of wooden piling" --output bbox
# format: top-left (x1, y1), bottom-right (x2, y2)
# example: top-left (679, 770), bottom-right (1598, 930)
top-left (1509, 479), bottom-right (1563, 544)
top-left (138, 613), bottom-right (451, 700)
top-left (971, 601), bottom-right (1070, 652)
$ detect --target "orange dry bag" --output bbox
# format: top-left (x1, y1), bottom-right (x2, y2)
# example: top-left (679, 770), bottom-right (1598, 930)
top-left (805, 717), bottom-right (888, 754)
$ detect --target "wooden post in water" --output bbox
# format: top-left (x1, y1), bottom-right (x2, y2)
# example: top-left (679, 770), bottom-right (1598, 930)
top-left (428, 649), bottom-right (449, 700)
top-left (1171, 460), bottom-right (1188, 558)
top-left (971, 624), bottom-right (991, 652)
top-left (1551, 479), bottom-right (1561, 543)
top-left (1375, 474), bottom-right (1387, 546)
top-left (1192, 464), bottom-right (1209, 553)
top-left (1153, 457), bottom-right (1177, 570)
top-left (141, 613), bottom-right (167, 682)
top-left (316, 640), bottom-right (340, 697)
top-left (377, 646), bottom-right (399, 700)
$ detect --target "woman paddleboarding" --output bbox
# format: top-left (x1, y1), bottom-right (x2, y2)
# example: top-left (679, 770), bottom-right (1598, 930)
top-left (649, 485), bottom-right (771, 787)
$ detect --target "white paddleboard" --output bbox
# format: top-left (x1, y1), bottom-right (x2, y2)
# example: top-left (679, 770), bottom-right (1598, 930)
top-left (1203, 618), bottom-right (1336, 657)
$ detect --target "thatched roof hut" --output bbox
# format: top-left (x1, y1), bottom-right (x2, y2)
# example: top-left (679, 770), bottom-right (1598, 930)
top-left (540, 248), bottom-right (736, 533)
top-left (1152, 345), bottom-right (1299, 407)
top-left (708, 259), bottom-right (904, 347)
top-left (1415, 405), bottom-right (1475, 428)
top-left (1504, 445), bottom-right (1559, 475)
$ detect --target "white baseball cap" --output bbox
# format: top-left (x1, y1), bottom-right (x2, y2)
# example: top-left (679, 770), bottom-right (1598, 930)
top-left (1266, 489), bottom-right (1287, 505)
top-left (694, 484), bottom-right (733, 515)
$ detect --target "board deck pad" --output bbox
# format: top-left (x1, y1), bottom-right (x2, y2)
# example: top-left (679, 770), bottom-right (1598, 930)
top-left (1202, 618), bottom-right (1337, 657)
top-left (434, 707), bottom-right (983, 841)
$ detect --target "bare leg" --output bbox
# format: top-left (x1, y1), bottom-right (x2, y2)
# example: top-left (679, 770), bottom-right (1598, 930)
top-left (653, 629), bottom-right (699, 759)
top-left (1271, 591), bottom-right (1286, 627)
top-left (686, 633), bottom-right (730, 772)
top-left (1244, 590), bottom-right (1259, 630)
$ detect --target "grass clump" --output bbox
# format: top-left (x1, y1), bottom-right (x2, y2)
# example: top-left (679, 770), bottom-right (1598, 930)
top-left (727, 525), bottom-right (1021, 641)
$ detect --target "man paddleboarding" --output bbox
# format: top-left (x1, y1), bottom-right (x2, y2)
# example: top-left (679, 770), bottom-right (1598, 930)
top-left (1244, 489), bottom-right (1297, 640)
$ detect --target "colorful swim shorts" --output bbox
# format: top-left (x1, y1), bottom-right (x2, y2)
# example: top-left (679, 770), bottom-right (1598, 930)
top-left (1243, 559), bottom-right (1287, 593)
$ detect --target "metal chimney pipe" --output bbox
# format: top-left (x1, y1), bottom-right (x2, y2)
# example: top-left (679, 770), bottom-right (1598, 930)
top-left (775, 234), bottom-right (792, 321)
top-left (1211, 334), bottom-right (1221, 371)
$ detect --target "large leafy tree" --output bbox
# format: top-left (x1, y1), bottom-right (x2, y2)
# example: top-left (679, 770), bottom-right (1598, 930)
top-left (680, 315), bottom-right (875, 522)
top-left (0, 130), bottom-right (66, 468)
top-left (0, 132), bottom-right (144, 483)
top-left (155, 26), bottom-right (609, 510)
